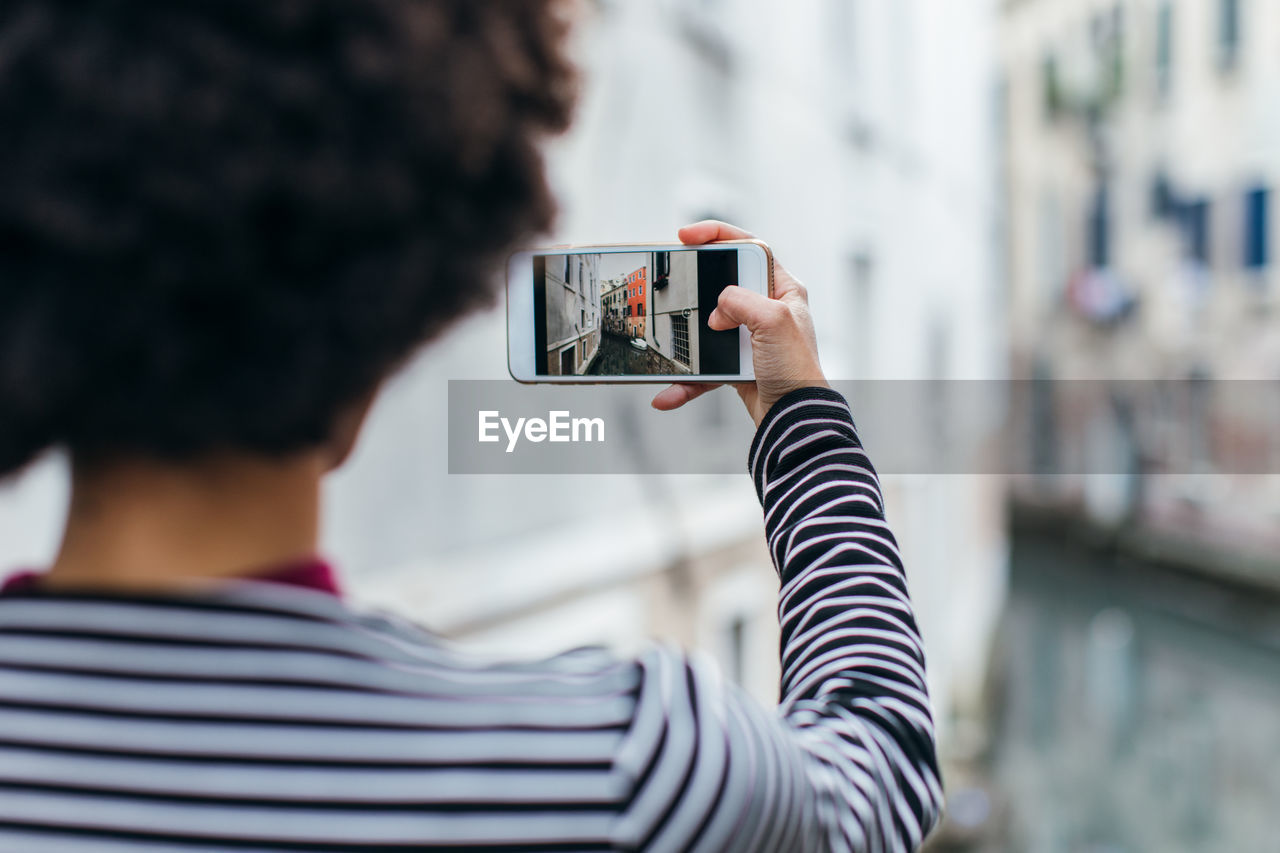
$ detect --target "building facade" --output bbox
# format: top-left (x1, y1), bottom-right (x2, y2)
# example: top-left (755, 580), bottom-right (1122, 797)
top-left (1001, 0), bottom-right (1280, 564)
top-left (544, 253), bottom-right (602, 376)
top-left (1003, 0), bottom-right (1279, 381)
top-left (601, 277), bottom-right (627, 335)
top-left (623, 266), bottom-right (646, 338)
top-left (648, 251), bottom-right (700, 373)
top-left (997, 1), bottom-right (1280, 847)
top-left (350, 0), bottom-right (1006, 773)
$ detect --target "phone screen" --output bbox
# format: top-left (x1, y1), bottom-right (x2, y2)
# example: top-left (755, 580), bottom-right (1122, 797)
top-left (532, 248), bottom-right (741, 377)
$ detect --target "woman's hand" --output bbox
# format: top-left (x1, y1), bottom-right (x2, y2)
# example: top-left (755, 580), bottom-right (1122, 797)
top-left (650, 221), bottom-right (828, 427)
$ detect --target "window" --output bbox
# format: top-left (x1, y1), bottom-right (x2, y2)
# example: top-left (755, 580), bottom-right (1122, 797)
top-left (1150, 170), bottom-right (1177, 220)
top-left (851, 254), bottom-right (873, 376)
top-left (671, 314), bottom-right (691, 367)
top-left (1155, 2), bottom-right (1173, 97)
top-left (1107, 4), bottom-right (1125, 98)
top-left (1042, 54), bottom-right (1064, 119)
top-left (1218, 0), bottom-right (1240, 71)
top-left (826, 0), bottom-right (857, 86)
top-left (1186, 364), bottom-right (1214, 470)
top-left (654, 252), bottom-right (670, 290)
top-left (1088, 183), bottom-right (1111, 268)
top-left (1183, 198), bottom-right (1211, 265)
top-left (1245, 187), bottom-right (1270, 270)
top-left (1039, 189), bottom-right (1067, 303)
top-left (726, 615), bottom-right (747, 686)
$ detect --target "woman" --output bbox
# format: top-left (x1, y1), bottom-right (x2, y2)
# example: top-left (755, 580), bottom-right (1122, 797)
top-left (0, 1), bottom-right (942, 850)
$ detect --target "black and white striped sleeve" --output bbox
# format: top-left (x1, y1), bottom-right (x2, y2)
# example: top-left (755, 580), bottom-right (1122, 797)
top-left (617, 387), bottom-right (943, 852)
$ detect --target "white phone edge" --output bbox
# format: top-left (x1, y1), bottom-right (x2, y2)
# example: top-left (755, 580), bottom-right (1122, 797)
top-left (506, 242), bottom-right (766, 384)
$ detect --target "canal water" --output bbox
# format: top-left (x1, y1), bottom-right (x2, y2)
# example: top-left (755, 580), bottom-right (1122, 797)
top-left (588, 332), bottom-right (682, 376)
top-left (987, 530), bottom-right (1280, 851)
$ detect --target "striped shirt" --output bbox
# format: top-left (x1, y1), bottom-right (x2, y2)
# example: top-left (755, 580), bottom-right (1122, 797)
top-left (0, 387), bottom-right (943, 852)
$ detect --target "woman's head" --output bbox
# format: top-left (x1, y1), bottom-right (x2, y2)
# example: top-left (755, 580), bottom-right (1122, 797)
top-left (0, 0), bottom-right (576, 476)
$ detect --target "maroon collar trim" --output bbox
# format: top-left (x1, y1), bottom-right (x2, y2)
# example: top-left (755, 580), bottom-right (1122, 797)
top-left (1, 556), bottom-right (342, 598)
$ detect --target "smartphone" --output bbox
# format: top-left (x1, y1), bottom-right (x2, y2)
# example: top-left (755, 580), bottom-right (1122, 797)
top-left (507, 241), bottom-right (773, 383)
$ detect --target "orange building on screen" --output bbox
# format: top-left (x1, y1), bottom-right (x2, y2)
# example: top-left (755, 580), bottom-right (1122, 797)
top-left (625, 267), bottom-right (646, 338)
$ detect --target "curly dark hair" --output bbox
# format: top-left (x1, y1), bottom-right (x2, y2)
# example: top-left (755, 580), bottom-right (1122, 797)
top-left (0, 0), bottom-right (576, 475)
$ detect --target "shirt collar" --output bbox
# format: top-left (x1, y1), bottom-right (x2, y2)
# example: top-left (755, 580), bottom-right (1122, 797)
top-left (1, 556), bottom-right (342, 598)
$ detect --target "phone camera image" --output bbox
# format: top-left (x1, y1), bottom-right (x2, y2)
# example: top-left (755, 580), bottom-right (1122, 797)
top-left (533, 249), bottom-right (741, 378)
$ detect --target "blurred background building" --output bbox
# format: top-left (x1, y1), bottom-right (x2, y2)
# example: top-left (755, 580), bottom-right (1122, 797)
top-left (344, 0), bottom-right (1007, 782)
top-left (997, 0), bottom-right (1280, 850)
top-left (544, 253), bottom-right (602, 376)
top-left (4, 0), bottom-right (1280, 849)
